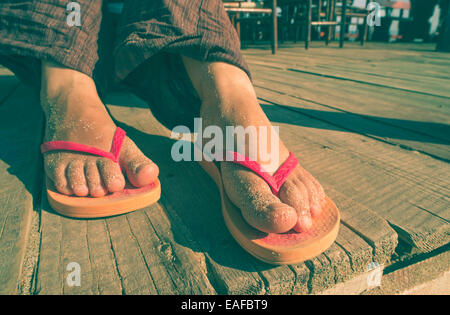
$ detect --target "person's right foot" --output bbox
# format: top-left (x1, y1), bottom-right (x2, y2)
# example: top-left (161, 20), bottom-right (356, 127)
top-left (41, 62), bottom-right (159, 197)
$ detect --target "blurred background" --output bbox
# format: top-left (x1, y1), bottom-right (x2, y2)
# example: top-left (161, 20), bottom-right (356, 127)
top-left (221, 0), bottom-right (450, 51)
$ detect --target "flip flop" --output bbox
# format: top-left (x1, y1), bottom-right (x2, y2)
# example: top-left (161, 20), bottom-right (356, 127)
top-left (199, 151), bottom-right (340, 265)
top-left (41, 127), bottom-right (161, 218)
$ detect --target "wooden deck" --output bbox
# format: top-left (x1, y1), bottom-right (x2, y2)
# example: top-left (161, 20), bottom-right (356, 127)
top-left (0, 42), bottom-right (449, 295)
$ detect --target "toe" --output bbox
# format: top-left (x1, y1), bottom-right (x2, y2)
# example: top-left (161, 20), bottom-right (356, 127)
top-left (97, 158), bottom-right (125, 193)
top-left (242, 202), bottom-right (298, 234)
top-left (47, 162), bottom-right (73, 195)
top-left (279, 179), bottom-right (313, 232)
top-left (85, 160), bottom-right (107, 197)
top-left (119, 137), bottom-right (159, 187)
top-left (308, 176), bottom-right (326, 217)
top-left (66, 160), bottom-right (89, 196)
top-left (293, 213), bottom-right (313, 233)
top-left (298, 166), bottom-right (325, 217)
top-left (124, 158), bottom-right (159, 188)
top-left (222, 162), bottom-right (298, 234)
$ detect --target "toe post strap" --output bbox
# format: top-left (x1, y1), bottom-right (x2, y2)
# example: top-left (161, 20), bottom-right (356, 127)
top-left (225, 151), bottom-right (298, 196)
top-left (40, 127), bottom-right (126, 163)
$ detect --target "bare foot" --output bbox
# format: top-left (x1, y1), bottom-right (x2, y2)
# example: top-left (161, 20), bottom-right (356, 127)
top-left (41, 62), bottom-right (158, 197)
top-left (183, 58), bottom-right (326, 234)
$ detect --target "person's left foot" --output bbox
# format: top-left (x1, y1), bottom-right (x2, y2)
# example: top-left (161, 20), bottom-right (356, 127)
top-left (220, 156), bottom-right (325, 234)
top-left (199, 85), bottom-right (325, 234)
top-left (184, 58), bottom-right (327, 234)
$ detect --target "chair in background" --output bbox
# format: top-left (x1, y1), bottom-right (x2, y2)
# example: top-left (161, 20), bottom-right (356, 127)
top-left (223, 0), bottom-right (278, 54)
top-left (279, 0), bottom-right (369, 49)
top-left (335, 0), bottom-right (370, 47)
top-left (305, 0), bottom-right (340, 49)
top-left (278, 0), bottom-right (341, 49)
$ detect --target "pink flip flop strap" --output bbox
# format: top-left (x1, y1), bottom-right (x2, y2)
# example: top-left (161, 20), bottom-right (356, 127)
top-left (225, 151), bottom-right (298, 196)
top-left (40, 127), bottom-right (126, 163)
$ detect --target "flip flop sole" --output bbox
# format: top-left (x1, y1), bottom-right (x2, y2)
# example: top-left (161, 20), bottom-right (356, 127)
top-left (46, 177), bottom-right (161, 218)
top-left (199, 160), bottom-right (340, 265)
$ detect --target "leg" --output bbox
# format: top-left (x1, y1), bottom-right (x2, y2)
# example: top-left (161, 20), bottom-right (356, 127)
top-left (306, 0), bottom-right (312, 50)
top-left (0, 1), bottom-right (158, 197)
top-left (272, 0), bottom-right (278, 54)
top-left (339, 0), bottom-right (347, 48)
top-left (182, 57), bottom-right (326, 234)
top-left (361, 18), bottom-right (369, 46)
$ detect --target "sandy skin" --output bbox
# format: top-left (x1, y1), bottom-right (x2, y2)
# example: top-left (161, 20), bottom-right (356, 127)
top-left (41, 61), bottom-right (159, 198)
top-left (182, 57), bottom-right (327, 234)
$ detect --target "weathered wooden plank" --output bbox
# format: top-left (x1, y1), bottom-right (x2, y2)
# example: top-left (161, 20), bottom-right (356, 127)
top-left (127, 204), bottom-right (216, 294)
top-left (366, 247), bottom-right (450, 295)
top-left (104, 214), bottom-right (158, 294)
top-left (37, 194), bottom-right (170, 294)
top-left (253, 77), bottom-right (450, 192)
top-left (249, 64), bottom-right (450, 154)
top-left (257, 97), bottom-right (449, 253)
top-left (294, 217), bottom-right (390, 294)
top-left (317, 232), bottom-right (383, 295)
top-left (85, 219), bottom-right (124, 294)
top-left (17, 199), bottom-right (40, 294)
top-left (402, 270), bottom-right (449, 295)
top-left (60, 215), bottom-right (97, 294)
top-left (244, 42), bottom-right (450, 79)
top-left (334, 223), bottom-right (377, 275)
top-left (245, 45), bottom-right (450, 98)
top-left (248, 61), bottom-right (450, 119)
top-left (287, 263), bottom-right (311, 295)
top-left (36, 194), bottom-right (122, 295)
top-left (293, 224), bottom-right (380, 294)
top-left (328, 188), bottom-right (397, 265)
top-left (0, 84), bottom-right (43, 294)
top-left (254, 264), bottom-right (298, 295)
top-left (34, 196), bottom-right (63, 295)
top-left (256, 86), bottom-right (449, 162)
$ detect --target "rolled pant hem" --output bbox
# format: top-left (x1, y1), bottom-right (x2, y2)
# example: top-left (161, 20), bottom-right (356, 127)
top-left (115, 35), bottom-right (250, 83)
top-left (0, 43), bottom-right (99, 85)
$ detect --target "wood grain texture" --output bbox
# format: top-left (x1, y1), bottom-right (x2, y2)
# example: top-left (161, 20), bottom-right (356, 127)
top-left (245, 42), bottom-right (450, 98)
top-left (366, 248), bottom-right (450, 295)
top-left (251, 66), bottom-right (450, 160)
top-left (0, 82), bottom-right (43, 294)
top-left (2, 42), bottom-right (448, 295)
top-left (252, 86), bottom-right (448, 253)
